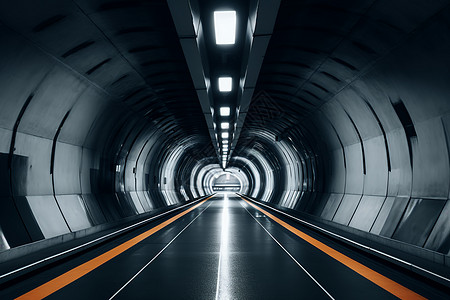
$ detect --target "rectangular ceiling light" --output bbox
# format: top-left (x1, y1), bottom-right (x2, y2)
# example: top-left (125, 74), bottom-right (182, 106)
top-left (218, 77), bottom-right (232, 92)
top-left (220, 107), bottom-right (230, 116)
top-left (222, 132), bottom-right (229, 138)
top-left (221, 122), bottom-right (229, 129)
top-left (214, 11), bottom-right (236, 45)
top-left (223, 140), bottom-right (228, 144)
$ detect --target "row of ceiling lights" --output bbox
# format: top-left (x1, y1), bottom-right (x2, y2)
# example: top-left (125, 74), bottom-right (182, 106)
top-left (214, 10), bottom-right (236, 169)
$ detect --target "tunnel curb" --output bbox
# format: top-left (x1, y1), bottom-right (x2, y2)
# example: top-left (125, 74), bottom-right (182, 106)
top-left (0, 194), bottom-right (214, 287)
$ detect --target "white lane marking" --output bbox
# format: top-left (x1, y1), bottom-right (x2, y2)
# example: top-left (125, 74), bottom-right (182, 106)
top-left (109, 201), bottom-right (213, 299)
top-left (237, 194), bottom-right (450, 285)
top-left (0, 196), bottom-right (213, 280)
top-left (239, 201), bottom-right (335, 300)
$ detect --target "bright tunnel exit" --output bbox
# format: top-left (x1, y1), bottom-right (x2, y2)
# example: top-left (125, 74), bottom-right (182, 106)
top-left (211, 173), bottom-right (241, 193)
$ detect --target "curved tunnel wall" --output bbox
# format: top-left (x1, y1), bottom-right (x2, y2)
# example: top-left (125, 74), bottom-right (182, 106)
top-left (0, 15), bottom-right (210, 251)
top-left (0, 0), bottom-right (449, 268)
top-left (232, 3), bottom-right (450, 257)
top-left (312, 16), bottom-right (450, 255)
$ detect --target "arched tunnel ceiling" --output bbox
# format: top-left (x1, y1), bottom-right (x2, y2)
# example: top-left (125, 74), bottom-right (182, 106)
top-left (0, 0), bottom-right (212, 149)
top-left (240, 0), bottom-right (450, 143)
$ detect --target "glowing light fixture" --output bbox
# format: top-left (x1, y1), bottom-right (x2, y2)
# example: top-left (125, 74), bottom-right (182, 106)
top-left (222, 132), bottom-right (229, 138)
top-left (221, 122), bottom-right (230, 129)
top-left (220, 107), bottom-right (230, 116)
top-left (214, 11), bottom-right (236, 45)
top-left (218, 77), bottom-right (232, 92)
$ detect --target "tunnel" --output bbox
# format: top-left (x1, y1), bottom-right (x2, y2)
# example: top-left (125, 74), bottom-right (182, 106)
top-left (211, 173), bottom-right (242, 192)
top-left (0, 0), bottom-right (449, 299)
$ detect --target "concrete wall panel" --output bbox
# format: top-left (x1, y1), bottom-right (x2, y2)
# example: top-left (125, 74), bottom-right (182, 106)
top-left (321, 100), bottom-right (359, 147)
top-left (81, 194), bottom-right (106, 225)
top-left (425, 200), bottom-right (450, 254)
top-left (349, 195), bottom-right (385, 232)
top-left (333, 194), bottom-right (362, 226)
top-left (337, 89), bottom-right (381, 140)
top-left (26, 195), bottom-right (70, 238)
top-left (370, 196), bottom-right (394, 235)
top-left (18, 66), bottom-right (86, 139)
top-left (135, 133), bottom-right (159, 192)
top-left (351, 79), bottom-right (402, 133)
top-left (0, 128), bottom-right (12, 153)
top-left (13, 133), bottom-right (53, 196)
top-left (56, 194), bottom-right (91, 232)
top-left (129, 191), bottom-right (145, 214)
top-left (320, 193), bottom-right (343, 221)
top-left (386, 128), bottom-right (412, 197)
top-left (58, 87), bottom-right (108, 146)
top-left (0, 28), bottom-right (52, 131)
top-left (392, 198), bottom-right (446, 247)
top-left (378, 196), bottom-right (410, 238)
top-left (0, 196), bottom-right (32, 247)
top-left (136, 191), bottom-right (153, 212)
top-left (363, 136), bottom-right (388, 196)
top-left (327, 150), bottom-right (346, 193)
top-left (54, 142), bottom-right (82, 195)
top-left (343, 144), bottom-right (364, 195)
top-left (80, 148), bottom-right (97, 195)
top-left (411, 118), bottom-right (450, 199)
top-left (309, 112), bottom-right (342, 151)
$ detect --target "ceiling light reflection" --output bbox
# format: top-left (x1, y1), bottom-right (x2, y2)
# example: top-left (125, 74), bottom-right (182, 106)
top-left (215, 194), bottom-right (231, 299)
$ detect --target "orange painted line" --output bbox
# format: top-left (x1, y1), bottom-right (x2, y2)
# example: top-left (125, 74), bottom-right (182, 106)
top-left (241, 198), bottom-right (426, 300)
top-left (16, 196), bottom-right (213, 300)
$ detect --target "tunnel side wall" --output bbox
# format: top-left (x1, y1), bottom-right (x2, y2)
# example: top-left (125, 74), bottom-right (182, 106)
top-left (244, 9), bottom-right (450, 257)
top-left (0, 23), bottom-right (200, 252)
